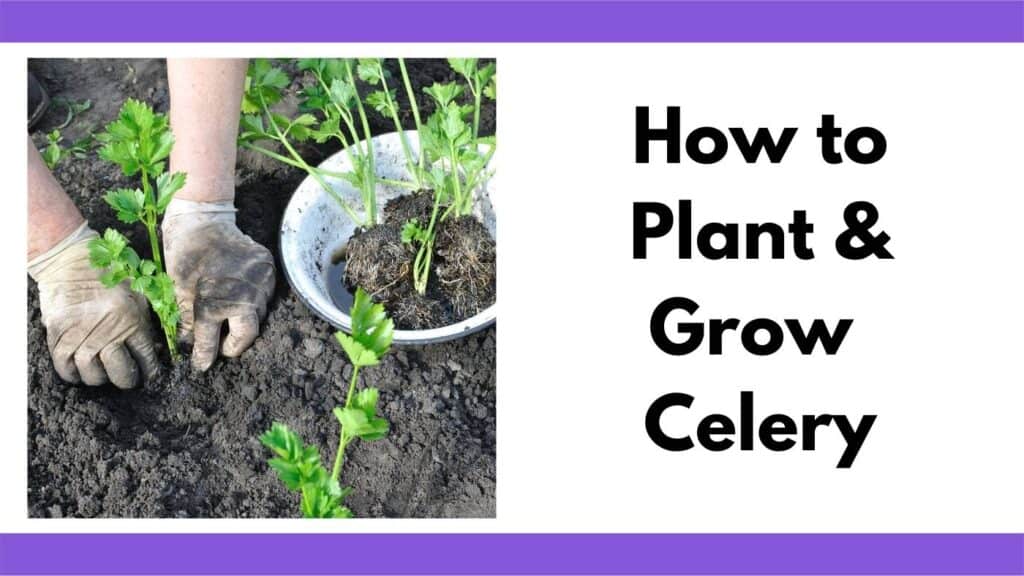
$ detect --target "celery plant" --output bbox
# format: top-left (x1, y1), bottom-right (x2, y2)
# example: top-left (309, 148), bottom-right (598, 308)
top-left (41, 130), bottom-right (63, 170)
top-left (240, 59), bottom-right (378, 227)
top-left (41, 129), bottom-right (93, 170)
top-left (398, 58), bottom-right (426, 175)
top-left (447, 58), bottom-right (496, 145)
top-left (88, 99), bottom-right (183, 359)
top-left (303, 58), bottom-right (385, 224)
top-left (298, 58), bottom-right (382, 225)
top-left (401, 167), bottom-right (454, 295)
top-left (401, 83), bottom-right (495, 294)
top-left (358, 58), bottom-right (422, 189)
top-left (261, 288), bottom-right (393, 518)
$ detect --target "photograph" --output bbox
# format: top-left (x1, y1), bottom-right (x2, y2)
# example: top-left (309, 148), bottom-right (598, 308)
top-left (4, 1), bottom-right (1024, 575)
top-left (26, 57), bottom-right (497, 518)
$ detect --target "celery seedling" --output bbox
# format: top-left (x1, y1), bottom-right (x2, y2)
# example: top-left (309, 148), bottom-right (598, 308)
top-left (447, 58), bottom-right (495, 145)
top-left (420, 83), bottom-right (495, 218)
top-left (400, 83), bottom-right (496, 295)
top-left (261, 288), bottom-right (393, 518)
top-left (259, 423), bottom-right (353, 518)
top-left (301, 58), bottom-right (382, 225)
top-left (88, 99), bottom-right (183, 359)
top-left (41, 130), bottom-right (63, 170)
top-left (42, 130), bottom-right (95, 170)
top-left (358, 58), bottom-right (422, 188)
top-left (239, 59), bottom-right (370, 226)
top-left (421, 84), bottom-right (474, 215)
top-left (401, 167), bottom-right (453, 294)
top-left (398, 58), bottom-right (426, 174)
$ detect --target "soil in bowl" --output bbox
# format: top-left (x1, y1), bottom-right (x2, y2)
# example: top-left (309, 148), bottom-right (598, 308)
top-left (342, 191), bottom-right (496, 330)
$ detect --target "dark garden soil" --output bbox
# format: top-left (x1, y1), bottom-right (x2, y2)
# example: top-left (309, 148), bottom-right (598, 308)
top-left (27, 58), bottom-right (496, 518)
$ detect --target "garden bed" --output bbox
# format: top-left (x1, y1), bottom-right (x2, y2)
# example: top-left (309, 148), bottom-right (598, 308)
top-left (27, 58), bottom-right (496, 518)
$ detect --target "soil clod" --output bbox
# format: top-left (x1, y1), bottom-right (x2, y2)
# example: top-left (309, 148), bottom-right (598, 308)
top-left (435, 216), bottom-right (497, 320)
top-left (344, 224), bottom-right (416, 306)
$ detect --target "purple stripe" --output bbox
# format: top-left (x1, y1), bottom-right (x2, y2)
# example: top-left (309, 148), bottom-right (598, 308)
top-left (0, 1), bottom-right (1022, 42)
top-left (1, 534), bottom-right (1022, 574)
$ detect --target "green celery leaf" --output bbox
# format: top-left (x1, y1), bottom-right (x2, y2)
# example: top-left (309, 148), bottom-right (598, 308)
top-left (422, 82), bottom-right (463, 108)
top-left (293, 113), bottom-right (317, 126)
top-left (299, 83), bottom-right (330, 112)
top-left (155, 172), bottom-right (187, 213)
top-left (400, 219), bottom-right (423, 245)
top-left (103, 188), bottom-right (145, 224)
top-left (239, 114), bottom-right (266, 136)
top-left (333, 406), bottom-right (387, 441)
top-left (87, 238), bottom-right (114, 268)
top-left (261, 67), bottom-right (289, 90)
top-left (130, 275), bottom-right (153, 294)
top-left (337, 288), bottom-right (393, 365)
top-left (310, 112), bottom-right (341, 144)
top-left (269, 458), bottom-right (304, 491)
top-left (328, 79), bottom-right (357, 111)
top-left (333, 405), bottom-right (367, 433)
top-left (118, 98), bottom-right (154, 136)
top-left (98, 140), bottom-right (141, 176)
top-left (447, 58), bottom-right (478, 79)
top-left (365, 90), bottom-right (395, 115)
top-left (356, 59), bottom-right (383, 85)
top-left (42, 142), bottom-right (61, 170)
top-left (297, 58), bottom-right (327, 75)
top-left (102, 228), bottom-right (129, 256)
top-left (150, 131), bottom-right (174, 168)
top-left (334, 333), bottom-right (379, 368)
top-left (360, 417), bottom-right (389, 441)
top-left (100, 269), bottom-right (127, 287)
top-left (287, 114), bottom-right (317, 142)
top-left (351, 387), bottom-right (379, 417)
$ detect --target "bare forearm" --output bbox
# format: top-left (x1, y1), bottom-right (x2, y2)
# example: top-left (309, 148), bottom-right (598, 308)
top-left (167, 58), bottom-right (247, 203)
top-left (28, 135), bottom-right (85, 261)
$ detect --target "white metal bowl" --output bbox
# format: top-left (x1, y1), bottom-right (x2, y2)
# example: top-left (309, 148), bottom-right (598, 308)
top-left (279, 131), bottom-right (497, 345)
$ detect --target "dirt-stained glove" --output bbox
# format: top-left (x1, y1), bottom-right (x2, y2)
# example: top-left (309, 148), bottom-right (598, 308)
top-left (162, 199), bottom-right (275, 372)
top-left (28, 223), bottom-right (160, 389)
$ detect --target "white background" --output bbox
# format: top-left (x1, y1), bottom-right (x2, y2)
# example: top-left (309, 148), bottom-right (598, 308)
top-left (2, 44), bottom-right (1022, 533)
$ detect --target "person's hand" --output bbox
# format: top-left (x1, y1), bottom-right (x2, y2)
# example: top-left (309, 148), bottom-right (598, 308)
top-left (162, 199), bottom-right (275, 371)
top-left (29, 223), bottom-right (159, 389)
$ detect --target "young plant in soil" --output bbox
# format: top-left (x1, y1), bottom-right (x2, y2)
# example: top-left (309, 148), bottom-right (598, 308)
top-left (447, 58), bottom-right (496, 146)
top-left (401, 79), bottom-right (496, 295)
top-left (295, 57), bottom-right (388, 225)
top-left (260, 288), bottom-right (394, 518)
top-left (41, 129), bottom-right (93, 170)
top-left (41, 130), bottom-right (63, 169)
top-left (239, 60), bottom-right (359, 224)
top-left (240, 59), bottom-right (417, 228)
top-left (357, 58), bottom-right (423, 189)
top-left (87, 99), bottom-right (184, 359)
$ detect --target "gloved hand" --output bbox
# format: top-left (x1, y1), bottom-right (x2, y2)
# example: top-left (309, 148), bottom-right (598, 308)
top-left (162, 199), bottom-right (275, 371)
top-left (29, 223), bottom-right (160, 389)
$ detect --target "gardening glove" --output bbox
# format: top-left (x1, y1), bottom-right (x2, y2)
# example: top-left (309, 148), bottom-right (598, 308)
top-left (28, 222), bottom-right (160, 389)
top-left (162, 199), bottom-right (275, 372)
